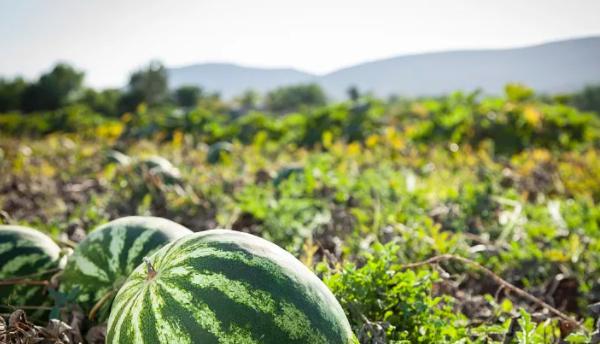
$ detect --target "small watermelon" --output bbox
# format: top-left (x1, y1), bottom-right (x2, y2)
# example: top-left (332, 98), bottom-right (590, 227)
top-left (0, 225), bottom-right (65, 319)
top-left (60, 216), bottom-right (192, 320)
top-left (136, 156), bottom-right (182, 186)
top-left (106, 150), bottom-right (132, 166)
top-left (273, 166), bottom-right (304, 186)
top-left (207, 141), bottom-right (232, 164)
top-left (107, 229), bottom-right (355, 344)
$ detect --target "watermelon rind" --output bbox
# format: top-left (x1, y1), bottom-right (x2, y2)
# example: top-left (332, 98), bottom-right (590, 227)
top-left (107, 229), bottom-right (355, 344)
top-left (0, 225), bottom-right (65, 319)
top-left (60, 216), bottom-right (192, 320)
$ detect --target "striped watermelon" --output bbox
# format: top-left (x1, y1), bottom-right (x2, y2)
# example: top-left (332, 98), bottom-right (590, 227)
top-left (136, 156), bottom-right (182, 186)
top-left (207, 142), bottom-right (232, 164)
top-left (0, 225), bottom-right (65, 318)
top-left (107, 229), bottom-right (355, 344)
top-left (60, 216), bottom-right (192, 320)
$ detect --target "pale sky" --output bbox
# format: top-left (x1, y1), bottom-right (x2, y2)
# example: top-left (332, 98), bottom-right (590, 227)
top-left (1, 0), bottom-right (600, 88)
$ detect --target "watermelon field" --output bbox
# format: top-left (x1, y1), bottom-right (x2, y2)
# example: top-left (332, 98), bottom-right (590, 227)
top-left (1, 84), bottom-right (600, 343)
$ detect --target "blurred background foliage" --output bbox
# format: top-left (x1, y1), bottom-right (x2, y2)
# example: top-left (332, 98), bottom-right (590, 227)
top-left (1, 62), bottom-right (600, 343)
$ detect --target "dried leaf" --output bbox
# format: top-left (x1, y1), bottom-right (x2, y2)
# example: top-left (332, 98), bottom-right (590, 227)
top-left (38, 319), bottom-right (72, 343)
top-left (0, 310), bottom-right (44, 344)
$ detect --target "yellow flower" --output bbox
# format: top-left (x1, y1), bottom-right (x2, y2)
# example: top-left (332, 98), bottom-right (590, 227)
top-left (347, 142), bottom-right (361, 155)
top-left (523, 106), bottom-right (542, 127)
top-left (366, 134), bottom-right (378, 147)
top-left (392, 137), bottom-right (405, 150)
top-left (322, 131), bottom-right (333, 148)
top-left (172, 130), bottom-right (184, 148)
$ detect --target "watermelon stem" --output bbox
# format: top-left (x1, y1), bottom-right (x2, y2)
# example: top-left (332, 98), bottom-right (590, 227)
top-left (143, 257), bottom-right (157, 280)
top-left (89, 289), bottom-right (116, 320)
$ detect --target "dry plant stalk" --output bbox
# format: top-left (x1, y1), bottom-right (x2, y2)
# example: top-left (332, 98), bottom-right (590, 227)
top-left (401, 254), bottom-right (583, 331)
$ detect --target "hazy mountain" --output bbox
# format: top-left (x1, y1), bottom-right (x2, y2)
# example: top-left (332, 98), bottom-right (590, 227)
top-left (168, 63), bottom-right (315, 98)
top-left (320, 36), bottom-right (600, 98)
top-left (168, 36), bottom-right (600, 99)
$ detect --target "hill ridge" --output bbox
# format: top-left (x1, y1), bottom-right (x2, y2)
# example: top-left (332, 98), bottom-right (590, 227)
top-left (167, 36), bottom-right (600, 98)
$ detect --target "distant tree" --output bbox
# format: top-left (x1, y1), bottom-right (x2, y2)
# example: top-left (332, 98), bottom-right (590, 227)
top-left (571, 84), bottom-right (600, 115)
top-left (117, 91), bottom-right (143, 114)
top-left (198, 91), bottom-right (226, 113)
top-left (79, 88), bottom-right (121, 116)
top-left (21, 63), bottom-right (84, 112)
top-left (347, 86), bottom-right (360, 102)
top-left (174, 85), bottom-right (202, 108)
top-left (119, 61), bottom-right (168, 112)
top-left (0, 77), bottom-right (27, 112)
top-left (237, 89), bottom-right (260, 109)
top-left (265, 83), bottom-right (327, 112)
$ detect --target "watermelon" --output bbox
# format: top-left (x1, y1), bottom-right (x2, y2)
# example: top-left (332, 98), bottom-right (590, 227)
top-left (207, 142), bottom-right (232, 164)
top-left (0, 225), bottom-right (65, 318)
top-left (60, 216), bottom-right (192, 320)
top-left (273, 166), bottom-right (304, 186)
top-left (136, 156), bottom-right (182, 186)
top-left (107, 229), bottom-right (355, 344)
top-left (106, 150), bottom-right (132, 166)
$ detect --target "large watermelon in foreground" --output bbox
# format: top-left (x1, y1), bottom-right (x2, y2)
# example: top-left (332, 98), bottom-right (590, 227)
top-left (107, 229), bottom-right (355, 344)
top-left (0, 225), bottom-right (65, 319)
top-left (60, 216), bottom-right (192, 320)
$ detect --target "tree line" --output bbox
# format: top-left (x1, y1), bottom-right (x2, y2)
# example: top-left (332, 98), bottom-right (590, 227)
top-left (0, 62), bottom-right (329, 117)
top-left (1, 61), bottom-right (599, 117)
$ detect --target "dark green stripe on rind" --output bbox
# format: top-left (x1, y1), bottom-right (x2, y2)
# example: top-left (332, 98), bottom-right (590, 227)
top-left (139, 289), bottom-right (162, 344)
top-left (1, 248), bottom-right (48, 275)
top-left (118, 227), bottom-right (144, 275)
top-left (107, 230), bottom-right (354, 344)
top-left (153, 285), bottom-right (222, 343)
